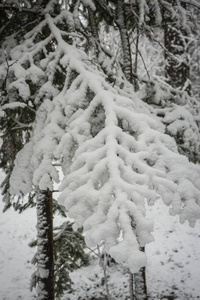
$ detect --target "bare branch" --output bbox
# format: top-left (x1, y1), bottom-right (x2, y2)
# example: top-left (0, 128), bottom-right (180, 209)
top-left (180, 0), bottom-right (200, 9)
top-left (0, 4), bottom-right (40, 15)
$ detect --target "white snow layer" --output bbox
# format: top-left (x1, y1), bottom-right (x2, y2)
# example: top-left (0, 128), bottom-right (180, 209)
top-left (8, 11), bottom-right (200, 275)
top-left (1, 169), bottom-right (200, 299)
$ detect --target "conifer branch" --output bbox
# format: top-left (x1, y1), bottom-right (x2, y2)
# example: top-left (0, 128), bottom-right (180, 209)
top-left (180, 0), bottom-right (200, 9)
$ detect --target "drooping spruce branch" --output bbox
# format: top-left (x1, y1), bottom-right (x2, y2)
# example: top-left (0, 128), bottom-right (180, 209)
top-left (9, 10), bottom-right (200, 278)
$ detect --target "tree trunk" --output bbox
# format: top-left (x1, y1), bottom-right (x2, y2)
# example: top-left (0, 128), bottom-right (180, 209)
top-left (116, 0), bottom-right (133, 83)
top-left (164, 1), bottom-right (190, 92)
top-left (134, 270), bottom-right (147, 300)
top-left (129, 272), bottom-right (135, 300)
top-left (36, 189), bottom-right (54, 300)
top-left (88, 8), bottom-right (99, 42)
top-left (133, 247), bottom-right (147, 300)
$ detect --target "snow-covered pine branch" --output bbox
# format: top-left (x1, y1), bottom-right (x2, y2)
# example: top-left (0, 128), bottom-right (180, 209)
top-left (141, 79), bottom-right (200, 163)
top-left (55, 57), bottom-right (200, 272)
top-left (10, 11), bottom-right (200, 274)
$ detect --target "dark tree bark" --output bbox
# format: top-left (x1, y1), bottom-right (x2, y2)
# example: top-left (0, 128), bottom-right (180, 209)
top-left (129, 272), bottom-right (135, 300)
top-left (133, 247), bottom-right (147, 300)
top-left (134, 268), bottom-right (147, 300)
top-left (88, 8), bottom-right (99, 42)
top-left (36, 189), bottom-right (54, 300)
top-left (116, 0), bottom-right (133, 84)
top-left (33, 3), bottom-right (55, 298)
top-left (164, 1), bottom-right (190, 92)
top-left (164, 27), bottom-right (189, 88)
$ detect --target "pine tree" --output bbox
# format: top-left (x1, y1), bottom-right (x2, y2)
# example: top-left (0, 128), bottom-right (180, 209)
top-left (0, 2), bottom-right (91, 299)
top-left (0, 1), bottom-right (55, 299)
top-left (187, 4), bottom-right (200, 101)
top-left (0, 0), bottom-right (47, 210)
top-left (1, 1), bottom-right (200, 299)
top-left (90, 1), bottom-right (200, 298)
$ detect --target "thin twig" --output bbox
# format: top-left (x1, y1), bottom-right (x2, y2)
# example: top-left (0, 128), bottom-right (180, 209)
top-left (0, 4), bottom-right (40, 15)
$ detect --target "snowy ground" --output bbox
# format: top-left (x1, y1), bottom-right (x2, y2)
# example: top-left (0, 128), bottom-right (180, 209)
top-left (0, 179), bottom-right (37, 299)
top-left (0, 168), bottom-right (200, 300)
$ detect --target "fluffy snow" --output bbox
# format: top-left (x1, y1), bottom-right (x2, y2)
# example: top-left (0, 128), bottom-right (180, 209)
top-left (1, 102), bottom-right (27, 110)
top-left (1, 168), bottom-right (200, 299)
top-left (2, 5), bottom-right (200, 298)
top-left (10, 141), bottom-right (34, 196)
top-left (9, 11), bottom-right (200, 274)
top-left (0, 172), bottom-right (37, 300)
top-left (81, 0), bottom-right (96, 11)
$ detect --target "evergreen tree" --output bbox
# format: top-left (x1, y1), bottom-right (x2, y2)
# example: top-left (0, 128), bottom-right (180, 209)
top-left (0, 0), bottom-right (46, 210)
top-left (0, 1), bottom-right (55, 299)
top-left (1, 1), bottom-right (200, 299)
top-left (0, 2), bottom-right (90, 299)
top-left (89, 1), bottom-right (200, 298)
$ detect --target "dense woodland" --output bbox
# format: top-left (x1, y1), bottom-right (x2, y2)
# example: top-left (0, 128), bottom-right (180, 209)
top-left (0, 0), bottom-right (200, 299)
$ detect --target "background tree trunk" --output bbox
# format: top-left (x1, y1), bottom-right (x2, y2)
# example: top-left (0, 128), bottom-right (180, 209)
top-left (164, 1), bottom-right (190, 92)
top-left (116, 0), bottom-right (133, 83)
